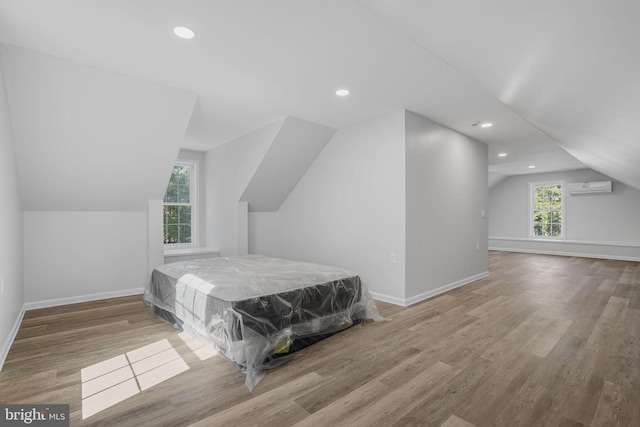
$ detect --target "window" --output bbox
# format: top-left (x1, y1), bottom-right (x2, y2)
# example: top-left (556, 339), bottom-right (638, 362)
top-left (530, 181), bottom-right (564, 238)
top-left (163, 161), bottom-right (197, 246)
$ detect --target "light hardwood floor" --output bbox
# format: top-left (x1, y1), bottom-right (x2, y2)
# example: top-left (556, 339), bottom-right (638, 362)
top-left (1, 251), bottom-right (639, 426)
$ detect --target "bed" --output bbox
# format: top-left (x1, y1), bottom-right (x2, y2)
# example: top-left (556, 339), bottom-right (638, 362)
top-left (144, 255), bottom-right (381, 389)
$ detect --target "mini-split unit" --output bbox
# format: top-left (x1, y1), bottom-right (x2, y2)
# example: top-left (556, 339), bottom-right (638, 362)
top-left (566, 181), bottom-right (612, 194)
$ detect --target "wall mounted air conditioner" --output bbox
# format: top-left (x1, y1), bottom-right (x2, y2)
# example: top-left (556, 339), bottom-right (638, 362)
top-left (567, 181), bottom-right (612, 194)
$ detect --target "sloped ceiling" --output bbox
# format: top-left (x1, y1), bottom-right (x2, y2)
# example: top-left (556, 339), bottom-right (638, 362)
top-left (1, 44), bottom-right (196, 211)
top-left (0, 1), bottom-right (638, 189)
top-left (360, 0), bottom-right (640, 189)
top-left (240, 117), bottom-right (336, 212)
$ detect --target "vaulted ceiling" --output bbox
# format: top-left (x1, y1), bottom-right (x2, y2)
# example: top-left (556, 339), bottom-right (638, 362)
top-left (1, 0), bottom-right (638, 189)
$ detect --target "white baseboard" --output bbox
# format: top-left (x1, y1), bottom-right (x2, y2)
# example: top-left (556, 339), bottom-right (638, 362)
top-left (24, 288), bottom-right (145, 311)
top-left (489, 246), bottom-right (640, 262)
top-left (489, 236), bottom-right (640, 248)
top-left (371, 271), bottom-right (490, 307)
top-left (369, 292), bottom-right (406, 306)
top-left (488, 236), bottom-right (640, 262)
top-left (404, 271), bottom-right (489, 307)
top-left (0, 304), bottom-right (26, 374)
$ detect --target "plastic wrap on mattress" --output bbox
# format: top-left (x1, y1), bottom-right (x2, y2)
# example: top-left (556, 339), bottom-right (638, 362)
top-left (144, 255), bottom-right (382, 390)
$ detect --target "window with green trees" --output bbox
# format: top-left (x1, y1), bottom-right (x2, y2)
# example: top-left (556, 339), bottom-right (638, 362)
top-left (163, 162), bottom-right (195, 245)
top-left (531, 182), bottom-right (564, 238)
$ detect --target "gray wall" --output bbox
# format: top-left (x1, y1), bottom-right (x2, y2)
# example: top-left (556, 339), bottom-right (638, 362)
top-left (2, 45), bottom-right (196, 212)
top-left (277, 110), bottom-right (489, 305)
top-left (5, 47), bottom-right (196, 307)
top-left (0, 53), bottom-right (24, 369)
top-left (405, 111), bottom-right (489, 302)
top-left (205, 120), bottom-right (280, 256)
top-left (23, 211), bottom-right (148, 304)
top-left (240, 117), bottom-right (336, 212)
top-left (248, 212), bottom-right (280, 257)
top-left (278, 111), bottom-right (407, 302)
top-left (204, 110), bottom-right (490, 305)
top-left (489, 168), bottom-right (640, 260)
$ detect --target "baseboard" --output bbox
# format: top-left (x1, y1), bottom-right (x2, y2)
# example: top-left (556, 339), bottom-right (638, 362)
top-left (489, 236), bottom-right (640, 248)
top-left (24, 287), bottom-right (145, 311)
top-left (488, 236), bottom-right (640, 262)
top-left (0, 304), bottom-right (26, 374)
top-left (370, 292), bottom-right (406, 306)
top-left (404, 271), bottom-right (490, 307)
top-left (371, 271), bottom-right (490, 307)
top-left (489, 246), bottom-right (640, 262)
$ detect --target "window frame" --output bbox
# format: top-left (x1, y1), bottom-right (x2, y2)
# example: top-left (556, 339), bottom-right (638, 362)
top-left (528, 180), bottom-right (566, 239)
top-left (163, 159), bottom-right (198, 249)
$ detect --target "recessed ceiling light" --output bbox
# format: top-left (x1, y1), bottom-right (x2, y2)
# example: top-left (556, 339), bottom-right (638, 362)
top-left (173, 26), bottom-right (196, 39)
top-left (480, 123), bottom-right (493, 128)
top-left (528, 165), bottom-right (536, 169)
top-left (498, 153), bottom-right (507, 157)
top-left (336, 89), bottom-right (350, 96)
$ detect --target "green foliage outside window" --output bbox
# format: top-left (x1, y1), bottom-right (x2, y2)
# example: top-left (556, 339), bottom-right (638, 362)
top-left (164, 164), bottom-right (192, 244)
top-left (533, 184), bottom-right (562, 237)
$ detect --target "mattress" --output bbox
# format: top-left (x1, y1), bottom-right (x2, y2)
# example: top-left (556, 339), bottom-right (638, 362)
top-left (144, 255), bottom-right (381, 389)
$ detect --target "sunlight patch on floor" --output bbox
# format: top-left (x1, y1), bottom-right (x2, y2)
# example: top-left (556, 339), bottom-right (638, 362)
top-left (80, 339), bottom-right (189, 419)
top-left (179, 332), bottom-right (219, 361)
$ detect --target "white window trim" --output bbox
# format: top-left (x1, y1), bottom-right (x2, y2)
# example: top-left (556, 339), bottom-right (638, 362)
top-left (528, 179), bottom-right (566, 239)
top-left (164, 159), bottom-right (198, 249)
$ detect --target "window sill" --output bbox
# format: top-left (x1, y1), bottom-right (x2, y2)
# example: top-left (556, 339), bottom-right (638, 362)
top-left (163, 247), bottom-right (220, 263)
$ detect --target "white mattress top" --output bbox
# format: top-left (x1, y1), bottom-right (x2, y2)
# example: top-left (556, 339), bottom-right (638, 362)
top-left (154, 255), bottom-right (358, 302)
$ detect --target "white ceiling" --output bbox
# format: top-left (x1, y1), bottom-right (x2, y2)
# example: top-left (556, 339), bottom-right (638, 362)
top-left (0, 0), bottom-right (638, 187)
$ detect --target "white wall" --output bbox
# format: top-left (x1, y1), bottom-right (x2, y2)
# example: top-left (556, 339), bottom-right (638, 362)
top-left (240, 117), bottom-right (336, 212)
top-left (404, 111), bottom-right (489, 303)
top-left (489, 168), bottom-right (640, 260)
top-left (24, 212), bottom-right (148, 306)
top-left (205, 119), bottom-right (283, 255)
top-left (0, 46), bottom-right (194, 366)
top-left (0, 46), bottom-right (197, 311)
top-left (248, 212), bottom-right (281, 257)
top-left (278, 112), bottom-right (407, 302)
top-left (1, 44), bottom-right (196, 212)
top-left (0, 52), bottom-right (24, 370)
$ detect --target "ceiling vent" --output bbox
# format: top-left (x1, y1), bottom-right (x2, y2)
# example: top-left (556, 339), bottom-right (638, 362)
top-left (567, 181), bottom-right (612, 194)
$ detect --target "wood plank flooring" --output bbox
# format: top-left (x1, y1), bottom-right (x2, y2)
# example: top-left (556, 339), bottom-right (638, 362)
top-left (1, 251), bottom-right (639, 426)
